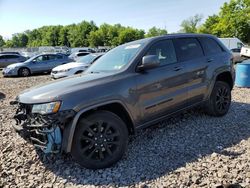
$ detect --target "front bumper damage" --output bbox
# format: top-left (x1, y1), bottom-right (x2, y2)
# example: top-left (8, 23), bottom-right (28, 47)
top-left (11, 102), bottom-right (75, 153)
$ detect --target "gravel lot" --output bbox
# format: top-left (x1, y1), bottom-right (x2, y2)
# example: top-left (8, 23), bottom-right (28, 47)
top-left (0, 74), bottom-right (250, 188)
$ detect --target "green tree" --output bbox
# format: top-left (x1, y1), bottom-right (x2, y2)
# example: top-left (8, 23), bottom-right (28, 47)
top-left (198, 15), bottom-right (220, 35)
top-left (146, 27), bottom-right (168, 37)
top-left (4, 40), bottom-right (14, 47)
top-left (59, 26), bottom-right (70, 46)
top-left (199, 0), bottom-right (250, 43)
top-left (180, 14), bottom-right (203, 33)
top-left (0, 35), bottom-right (5, 47)
top-left (118, 28), bottom-right (145, 44)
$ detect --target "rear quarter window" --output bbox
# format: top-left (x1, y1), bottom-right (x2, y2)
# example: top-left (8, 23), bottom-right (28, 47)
top-left (199, 37), bottom-right (223, 56)
top-left (174, 38), bottom-right (204, 62)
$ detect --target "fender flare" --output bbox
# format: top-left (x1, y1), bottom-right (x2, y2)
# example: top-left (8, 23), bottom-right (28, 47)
top-left (207, 68), bottom-right (234, 99)
top-left (63, 100), bottom-right (134, 153)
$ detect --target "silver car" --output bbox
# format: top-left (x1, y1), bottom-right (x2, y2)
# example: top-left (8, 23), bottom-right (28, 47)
top-left (2, 53), bottom-right (72, 77)
top-left (0, 54), bottom-right (26, 68)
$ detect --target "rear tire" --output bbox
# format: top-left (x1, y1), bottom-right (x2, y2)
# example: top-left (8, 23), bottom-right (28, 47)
top-left (18, 68), bottom-right (30, 77)
top-left (71, 110), bottom-right (128, 169)
top-left (205, 81), bottom-right (231, 117)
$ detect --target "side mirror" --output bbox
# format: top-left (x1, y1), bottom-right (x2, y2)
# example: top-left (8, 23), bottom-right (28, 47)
top-left (137, 55), bottom-right (160, 71)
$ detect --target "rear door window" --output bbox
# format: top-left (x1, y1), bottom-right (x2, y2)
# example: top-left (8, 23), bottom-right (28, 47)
top-left (47, 55), bottom-right (57, 60)
top-left (146, 40), bottom-right (177, 66)
top-left (199, 37), bottom-right (223, 55)
top-left (174, 38), bottom-right (204, 62)
top-left (56, 55), bottom-right (63, 59)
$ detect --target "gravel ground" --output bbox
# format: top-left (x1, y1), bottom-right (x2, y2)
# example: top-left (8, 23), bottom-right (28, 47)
top-left (0, 74), bottom-right (250, 188)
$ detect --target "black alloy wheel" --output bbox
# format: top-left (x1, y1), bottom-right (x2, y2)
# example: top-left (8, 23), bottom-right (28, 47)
top-left (71, 110), bottom-right (128, 169)
top-left (205, 81), bottom-right (231, 116)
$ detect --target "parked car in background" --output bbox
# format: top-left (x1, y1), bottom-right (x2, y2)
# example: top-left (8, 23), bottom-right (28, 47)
top-left (2, 53), bottom-right (71, 77)
top-left (51, 53), bottom-right (104, 79)
top-left (69, 52), bottom-right (90, 61)
top-left (0, 54), bottom-right (27, 68)
top-left (0, 51), bottom-right (21, 55)
top-left (12, 34), bottom-right (234, 169)
top-left (219, 37), bottom-right (244, 50)
top-left (230, 48), bottom-right (245, 63)
top-left (240, 46), bottom-right (250, 58)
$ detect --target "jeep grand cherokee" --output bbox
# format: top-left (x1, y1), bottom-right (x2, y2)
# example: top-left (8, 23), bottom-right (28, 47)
top-left (12, 34), bottom-right (235, 169)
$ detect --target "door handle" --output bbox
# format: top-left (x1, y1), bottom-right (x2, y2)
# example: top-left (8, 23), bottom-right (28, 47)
top-left (207, 58), bottom-right (214, 63)
top-left (173, 66), bottom-right (182, 71)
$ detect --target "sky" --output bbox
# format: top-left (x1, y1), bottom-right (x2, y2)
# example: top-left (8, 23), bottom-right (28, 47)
top-left (0, 0), bottom-right (230, 39)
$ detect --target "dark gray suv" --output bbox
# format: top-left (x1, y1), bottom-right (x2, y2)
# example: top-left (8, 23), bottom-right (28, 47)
top-left (12, 34), bottom-right (235, 169)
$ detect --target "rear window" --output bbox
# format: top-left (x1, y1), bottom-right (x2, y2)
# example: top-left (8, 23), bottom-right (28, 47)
top-left (199, 37), bottom-right (223, 55)
top-left (174, 38), bottom-right (204, 62)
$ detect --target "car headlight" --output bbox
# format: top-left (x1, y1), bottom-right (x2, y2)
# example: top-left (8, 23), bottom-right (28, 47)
top-left (32, 101), bottom-right (61, 114)
top-left (6, 67), bottom-right (15, 71)
top-left (58, 68), bottom-right (71, 72)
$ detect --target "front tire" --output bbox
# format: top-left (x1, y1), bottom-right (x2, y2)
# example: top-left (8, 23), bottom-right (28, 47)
top-left (205, 81), bottom-right (231, 117)
top-left (71, 110), bottom-right (128, 169)
top-left (18, 67), bottom-right (30, 77)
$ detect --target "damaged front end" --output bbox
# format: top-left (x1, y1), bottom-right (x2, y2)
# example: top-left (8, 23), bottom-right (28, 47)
top-left (11, 101), bottom-right (75, 154)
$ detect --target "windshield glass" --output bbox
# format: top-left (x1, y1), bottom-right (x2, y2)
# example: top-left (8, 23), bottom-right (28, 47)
top-left (77, 54), bottom-right (97, 64)
top-left (86, 42), bottom-right (144, 73)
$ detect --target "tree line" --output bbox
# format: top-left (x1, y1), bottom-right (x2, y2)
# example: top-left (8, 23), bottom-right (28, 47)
top-left (0, 0), bottom-right (249, 48)
top-left (0, 23), bottom-right (167, 48)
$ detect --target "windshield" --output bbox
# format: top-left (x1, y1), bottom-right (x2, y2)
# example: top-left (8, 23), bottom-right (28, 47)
top-left (86, 42), bottom-right (144, 73)
top-left (77, 54), bottom-right (97, 64)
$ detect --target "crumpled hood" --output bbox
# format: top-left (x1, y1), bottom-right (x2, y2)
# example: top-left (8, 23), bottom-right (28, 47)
top-left (17, 72), bottom-right (113, 104)
top-left (52, 62), bottom-right (89, 71)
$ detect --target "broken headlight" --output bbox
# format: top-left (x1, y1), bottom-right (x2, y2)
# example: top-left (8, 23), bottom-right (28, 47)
top-left (32, 101), bottom-right (61, 115)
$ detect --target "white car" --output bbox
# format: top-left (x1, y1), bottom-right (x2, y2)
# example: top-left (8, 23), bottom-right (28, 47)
top-left (51, 53), bottom-right (103, 79)
top-left (241, 46), bottom-right (250, 58)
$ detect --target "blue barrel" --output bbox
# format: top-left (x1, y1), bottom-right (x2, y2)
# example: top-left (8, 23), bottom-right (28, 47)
top-left (235, 60), bottom-right (250, 87)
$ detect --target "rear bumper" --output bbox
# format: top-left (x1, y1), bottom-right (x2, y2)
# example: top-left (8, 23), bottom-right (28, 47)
top-left (12, 102), bottom-right (76, 153)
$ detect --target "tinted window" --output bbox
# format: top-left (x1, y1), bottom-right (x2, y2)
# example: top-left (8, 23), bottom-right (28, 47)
top-left (47, 55), bottom-right (57, 60)
top-left (199, 37), bottom-right (223, 55)
top-left (78, 52), bottom-right (89, 57)
top-left (174, 38), bottom-right (204, 61)
top-left (146, 40), bottom-right (177, 65)
top-left (231, 48), bottom-right (241, 53)
top-left (0, 55), bottom-right (6, 59)
top-left (56, 55), bottom-right (63, 59)
top-left (5, 55), bottom-right (19, 59)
